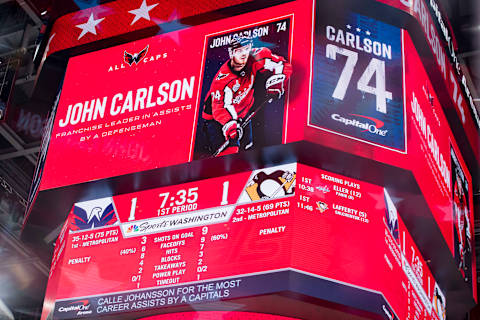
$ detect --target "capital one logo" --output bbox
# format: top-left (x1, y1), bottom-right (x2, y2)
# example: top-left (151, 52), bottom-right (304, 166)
top-left (331, 113), bottom-right (388, 136)
top-left (58, 300), bottom-right (90, 313)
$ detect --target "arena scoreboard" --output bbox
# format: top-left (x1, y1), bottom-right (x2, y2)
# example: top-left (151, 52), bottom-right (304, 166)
top-left (42, 163), bottom-right (447, 320)
top-left (27, 0), bottom-right (479, 318)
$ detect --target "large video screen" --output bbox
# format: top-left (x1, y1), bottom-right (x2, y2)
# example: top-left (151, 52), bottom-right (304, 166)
top-left (42, 163), bottom-right (446, 320)
top-left (39, 1), bottom-right (312, 191)
top-left (310, 10), bottom-right (405, 152)
top-left (307, 4), bottom-right (476, 289)
top-left (35, 0), bottom-right (476, 306)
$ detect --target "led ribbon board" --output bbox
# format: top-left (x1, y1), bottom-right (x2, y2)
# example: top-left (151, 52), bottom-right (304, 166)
top-left (42, 163), bottom-right (445, 320)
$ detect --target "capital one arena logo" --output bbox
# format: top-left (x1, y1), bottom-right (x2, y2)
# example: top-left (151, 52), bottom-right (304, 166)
top-left (331, 113), bottom-right (388, 136)
top-left (108, 44), bottom-right (168, 72)
top-left (58, 299), bottom-right (92, 316)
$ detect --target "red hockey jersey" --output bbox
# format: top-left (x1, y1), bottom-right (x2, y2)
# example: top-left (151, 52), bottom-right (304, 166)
top-left (203, 47), bottom-right (292, 125)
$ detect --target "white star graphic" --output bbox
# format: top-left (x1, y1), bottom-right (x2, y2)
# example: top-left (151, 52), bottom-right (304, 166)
top-left (356, 28), bottom-right (361, 32)
top-left (346, 24), bottom-right (351, 29)
top-left (76, 13), bottom-right (105, 40)
top-left (366, 30), bottom-right (371, 36)
top-left (129, 0), bottom-right (158, 25)
top-left (152, 9), bottom-right (188, 45)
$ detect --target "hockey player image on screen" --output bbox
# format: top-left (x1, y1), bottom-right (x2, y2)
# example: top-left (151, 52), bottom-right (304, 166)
top-left (451, 147), bottom-right (472, 283)
top-left (453, 174), bottom-right (471, 276)
top-left (194, 18), bottom-right (292, 159)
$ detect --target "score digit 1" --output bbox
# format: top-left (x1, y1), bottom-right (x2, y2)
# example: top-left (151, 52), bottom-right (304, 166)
top-left (129, 197), bottom-right (137, 221)
top-left (221, 181), bottom-right (229, 205)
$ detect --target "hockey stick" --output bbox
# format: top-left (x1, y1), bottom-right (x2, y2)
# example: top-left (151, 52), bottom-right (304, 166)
top-left (268, 174), bottom-right (295, 199)
top-left (213, 97), bottom-right (273, 157)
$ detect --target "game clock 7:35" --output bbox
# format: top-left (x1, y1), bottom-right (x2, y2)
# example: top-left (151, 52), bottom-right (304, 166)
top-left (127, 182), bottom-right (231, 221)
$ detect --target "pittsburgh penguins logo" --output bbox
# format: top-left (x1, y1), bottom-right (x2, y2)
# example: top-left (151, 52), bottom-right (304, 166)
top-left (433, 285), bottom-right (446, 320)
top-left (245, 170), bottom-right (295, 201)
top-left (316, 201), bottom-right (328, 213)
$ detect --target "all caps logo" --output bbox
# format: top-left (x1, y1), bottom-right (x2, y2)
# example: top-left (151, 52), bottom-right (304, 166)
top-left (124, 45), bottom-right (149, 66)
top-left (71, 197), bottom-right (118, 231)
top-left (108, 44), bottom-right (168, 72)
top-left (331, 113), bottom-right (388, 137)
top-left (58, 300), bottom-right (92, 316)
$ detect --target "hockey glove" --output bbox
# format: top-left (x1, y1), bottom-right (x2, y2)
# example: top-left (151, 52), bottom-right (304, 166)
top-left (265, 74), bottom-right (286, 99)
top-left (222, 120), bottom-right (243, 140)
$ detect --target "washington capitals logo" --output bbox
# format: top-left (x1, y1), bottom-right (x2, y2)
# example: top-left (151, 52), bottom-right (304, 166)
top-left (124, 45), bottom-right (149, 66)
top-left (384, 189), bottom-right (399, 243)
top-left (216, 73), bottom-right (229, 80)
top-left (70, 198), bottom-right (117, 230)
